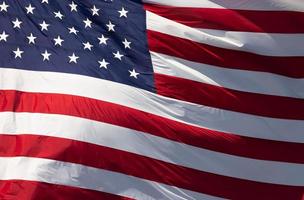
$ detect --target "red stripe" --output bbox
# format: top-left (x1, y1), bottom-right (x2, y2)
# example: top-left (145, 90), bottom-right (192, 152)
top-left (148, 30), bottom-right (304, 78)
top-left (0, 134), bottom-right (303, 200)
top-left (155, 73), bottom-right (304, 120)
top-left (1, 90), bottom-right (304, 164)
top-left (144, 4), bottom-right (304, 33)
top-left (0, 180), bottom-right (131, 200)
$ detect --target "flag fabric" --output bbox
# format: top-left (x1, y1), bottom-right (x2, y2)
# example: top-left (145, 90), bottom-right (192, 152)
top-left (0, 0), bottom-right (304, 199)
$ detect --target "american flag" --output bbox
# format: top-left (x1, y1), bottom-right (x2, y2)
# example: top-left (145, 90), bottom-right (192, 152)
top-left (0, 0), bottom-right (303, 199)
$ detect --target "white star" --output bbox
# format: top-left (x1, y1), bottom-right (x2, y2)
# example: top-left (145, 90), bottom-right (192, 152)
top-left (0, 31), bottom-right (8, 42)
top-left (122, 38), bottom-right (131, 49)
top-left (41, 50), bottom-right (51, 61)
top-left (82, 41), bottom-right (93, 51)
top-left (118, 7), bottom-right (128, 18)
top-left (13, 47), bottom-right (24, 59)
top-left (68, 53), bottom-right (79, 63)
top-left (83, 18), bottom-right (92, 28)
top-left (98, 34), bottom-right (109, 45)
top-left (113, 51), bottom-right (124, 60)
top-left (41, 0), bottom-right (48, 4)
top-left (0, 1), bottom-right (9, 12)
top-left (25, 4), bottom-right (35, 14)
top-left (53, 36), bottom-right (64, 46)
top-left (68, 27), bottom-right (79, 35)
top-left (27, 33), bottom-right (37, 44)
top-left (98, 59), bottom-right (109, 69)
top-left (39, 21), bottom-right (50, 31)
top-left (106, 21), bottom-right (115, 32)
top-left (69, 1), bottom-right (77, 12)
top-left (129, 69), bottom-right (139, 79)
top-left (91, 5), bottom-right (100, 16)
top-left (12, 18), bottom-right (22, 29)
top-left (54, 11), bottom-right (64, 20)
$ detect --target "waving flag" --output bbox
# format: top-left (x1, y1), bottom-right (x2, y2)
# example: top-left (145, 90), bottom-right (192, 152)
top-left (0, 0), bottom-right (304, 199)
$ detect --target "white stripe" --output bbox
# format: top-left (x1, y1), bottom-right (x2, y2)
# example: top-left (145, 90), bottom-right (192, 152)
top-left (0, 156), bottom-right (222, 200)
top-left (0, 68), bottom-right (304, 143)
top-left (1, 112), bottom-right (304, 186)
top-left (143, 0), bottom-right (304, 11)
top-left (151, 52), bottom-right (304, 99)
top-left (147, 11), bottom-right (304, 57)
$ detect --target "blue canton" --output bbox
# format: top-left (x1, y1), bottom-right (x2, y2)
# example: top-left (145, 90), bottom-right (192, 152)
top-left (0, 0), bottom-right (155, 91)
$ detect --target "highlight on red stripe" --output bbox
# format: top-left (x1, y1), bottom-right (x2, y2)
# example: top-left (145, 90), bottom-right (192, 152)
top-left (1, 134), bottom-right (303, 200)
top-left (1, 90), bottom-right (304, 164)
top-left (144, 4), bottom-right (304, 33)
top-left (147, 30), bottom-right (304, 78)
top-left (0, 180), bottom-right (131, 200)
top-left (154, 73), bottom-right (304, 120)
